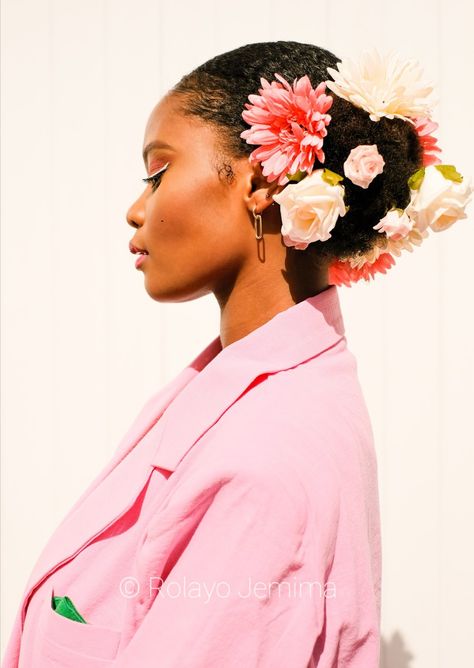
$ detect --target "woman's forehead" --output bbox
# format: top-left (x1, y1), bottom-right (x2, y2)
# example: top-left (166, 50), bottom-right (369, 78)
top-left (143, 96), bottom-right (182, 146)
top-left (143, 96), bottom-right (223, 163)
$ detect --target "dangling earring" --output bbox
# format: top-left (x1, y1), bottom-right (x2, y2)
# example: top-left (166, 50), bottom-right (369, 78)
top-left (252, 206), bottom-right (263, 240)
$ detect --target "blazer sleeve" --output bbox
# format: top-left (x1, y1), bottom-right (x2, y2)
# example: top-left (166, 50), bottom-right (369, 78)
top-left (114, 465), bottom-right (334, 668)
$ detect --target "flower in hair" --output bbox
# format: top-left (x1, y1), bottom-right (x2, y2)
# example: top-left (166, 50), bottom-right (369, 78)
top-left (406, 164), bottom-right (473, 233)
top-left (240, 73), bottom-right (333, 185)
top-left (329, 160), bottom-right (473, 287)
top-left (239, 49), bottom-right (472, 288)
top-left (373, 208), bottom-right (413, 240)
top-left (413, 116), bottom-right (442, 166)
top-left (342, 224), bottom-right (428, 275)
top-left (385, 227), bottom-right (429, 258)
top-left (343, 144), bottom-right (385, 188)
top-left (328, 252), bottom-right (396, 287)
top-left (325, 48), bottom-right (437, 123)
top-left (272, 169), bottom-right (347, 250)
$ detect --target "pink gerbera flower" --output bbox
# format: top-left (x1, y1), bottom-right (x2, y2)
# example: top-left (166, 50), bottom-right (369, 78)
top-left (413, 116), bottom-right (442, 166)
top-left (328, 252), bottom-right (396, 287)
top-left (240, 73), bottom-right (333, 185)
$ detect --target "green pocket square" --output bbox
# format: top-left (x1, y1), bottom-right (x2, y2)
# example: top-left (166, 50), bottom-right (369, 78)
top-left (51, 595), bottom-right (88, 623)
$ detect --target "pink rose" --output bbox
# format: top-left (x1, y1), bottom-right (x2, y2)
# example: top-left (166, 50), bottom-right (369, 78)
top-left (343, 144), bottom-right (385, 189)
top-left (373, 208), bottom-right (413, 240)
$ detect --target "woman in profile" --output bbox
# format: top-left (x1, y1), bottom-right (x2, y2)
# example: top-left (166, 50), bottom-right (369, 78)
top-left (3, 41), bottom-right (471, 668)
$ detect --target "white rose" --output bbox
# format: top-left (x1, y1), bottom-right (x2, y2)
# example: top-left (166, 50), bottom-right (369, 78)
top-left (406, 165), bottom-right (473, 233)
top-left (272, 169), bottom-right (347, 250)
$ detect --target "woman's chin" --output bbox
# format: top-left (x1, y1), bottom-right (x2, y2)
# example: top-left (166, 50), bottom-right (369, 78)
top-left (143, 277), bottom-right (211, 303)
top-left (143, 277), bottom-right (185, 303)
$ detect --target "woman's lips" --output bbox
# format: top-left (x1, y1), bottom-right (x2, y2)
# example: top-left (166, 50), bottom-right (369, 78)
top-left (135, 254), bottom-right (148, 269)
top-left (129, 241), bottom-right (149, 269)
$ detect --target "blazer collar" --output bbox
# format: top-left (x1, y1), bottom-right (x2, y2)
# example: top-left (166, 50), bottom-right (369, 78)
top-left (150, 284), bottom-right (345, 472)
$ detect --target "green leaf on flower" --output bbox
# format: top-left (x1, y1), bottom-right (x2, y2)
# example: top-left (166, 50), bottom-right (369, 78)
top-left (286, 170), bottom-right (307, 183)
top-left (322, 169), bottom-right (344, 186)
top-left (435, 164), bottom-right (463, 183)
top-left (408, 167), bottom-right (425, 191)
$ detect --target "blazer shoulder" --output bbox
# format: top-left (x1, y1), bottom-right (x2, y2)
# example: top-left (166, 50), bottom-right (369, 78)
top-left (205, 342), bottom-right (366, 448)
top-left (173, 341), bottom-right (371, 495)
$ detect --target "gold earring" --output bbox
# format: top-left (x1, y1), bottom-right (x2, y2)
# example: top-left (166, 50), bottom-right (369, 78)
top-left (253, 206), bottom-right (263, 240)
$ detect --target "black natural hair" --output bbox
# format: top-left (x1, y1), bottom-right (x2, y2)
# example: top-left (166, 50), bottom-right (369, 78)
top-left (170, 40), bottom-right (423, 264)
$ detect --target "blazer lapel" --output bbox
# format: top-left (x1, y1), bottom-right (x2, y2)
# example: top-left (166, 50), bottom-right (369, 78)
top-left (19, 336), bottom-right (222, 628)
top-left (150, 285), bottom-right (345, 472)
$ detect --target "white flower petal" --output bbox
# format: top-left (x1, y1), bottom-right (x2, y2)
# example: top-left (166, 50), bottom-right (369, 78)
top-left (325, 48), bottom-right (436, 122)
top-left (406, 166), bottom-right (473, 233)
top-left (273, 170), bottom-right (347, 248)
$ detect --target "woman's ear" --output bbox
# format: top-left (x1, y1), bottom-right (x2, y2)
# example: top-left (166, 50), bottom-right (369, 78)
top-left (242, 160), bottom-right (286, 215)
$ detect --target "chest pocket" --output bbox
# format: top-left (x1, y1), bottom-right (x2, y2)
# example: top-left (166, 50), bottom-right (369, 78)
top-left (35, 585), bottom-right (122, 667)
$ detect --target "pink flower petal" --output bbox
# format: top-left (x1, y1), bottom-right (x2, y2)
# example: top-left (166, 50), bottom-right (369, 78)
top-left (241, 72), bottom-right (334, 185)
top-left (328, 253), bottom-right (396, 286)
top-left (413, 116), bottom-right (442, 167)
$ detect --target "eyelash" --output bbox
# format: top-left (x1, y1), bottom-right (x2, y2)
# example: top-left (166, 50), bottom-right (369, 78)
top-left (142, 162), bottom-right (170, 192)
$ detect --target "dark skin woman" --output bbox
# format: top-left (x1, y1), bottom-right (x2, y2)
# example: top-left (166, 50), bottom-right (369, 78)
top-left (126, 92), bottom-right (330, 349)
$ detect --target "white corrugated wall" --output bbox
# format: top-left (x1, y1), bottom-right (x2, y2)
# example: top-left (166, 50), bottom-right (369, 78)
top-left (1, 1), bottom-right (473, 665)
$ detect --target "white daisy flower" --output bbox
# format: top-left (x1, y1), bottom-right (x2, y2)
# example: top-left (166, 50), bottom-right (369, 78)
top-left (325, 48), bottom-right (438, 123)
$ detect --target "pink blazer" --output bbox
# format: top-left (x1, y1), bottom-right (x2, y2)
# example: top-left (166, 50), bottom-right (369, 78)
top-left (2, 285), bottom-right (381, 667)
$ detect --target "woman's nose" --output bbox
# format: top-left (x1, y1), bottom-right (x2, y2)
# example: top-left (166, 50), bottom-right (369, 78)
top-left (126, 195), bottom-right (145, 229)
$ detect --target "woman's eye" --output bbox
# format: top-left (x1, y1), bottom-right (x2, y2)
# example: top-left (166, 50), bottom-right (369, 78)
top-left (147, 173), bottom-right (163, 192)
top-left (142, 163), bottom-right (169, 192)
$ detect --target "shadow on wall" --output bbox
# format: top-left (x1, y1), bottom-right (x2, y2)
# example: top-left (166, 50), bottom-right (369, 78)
top-left (381, 631), bottom-right (415, 667)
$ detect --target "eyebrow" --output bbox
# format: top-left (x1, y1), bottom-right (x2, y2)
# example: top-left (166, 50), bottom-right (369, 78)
top-left (142, 140), bottom-right (175, 165)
